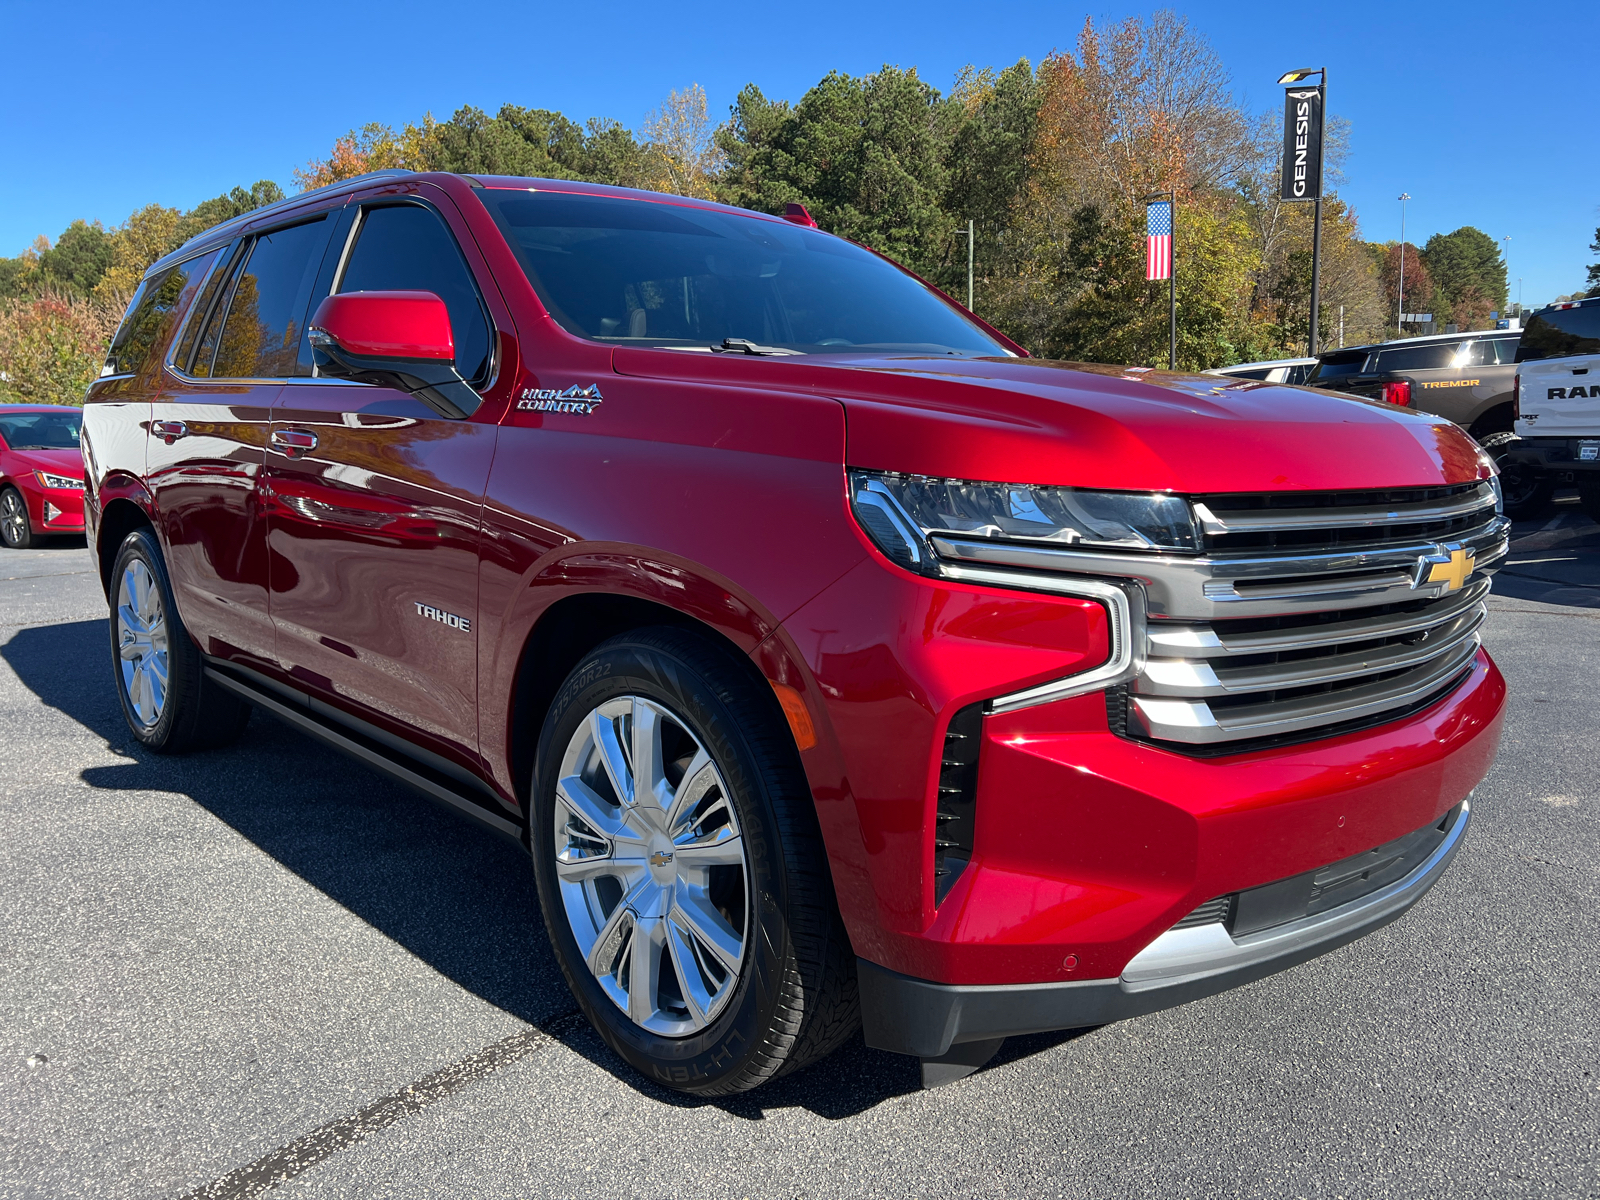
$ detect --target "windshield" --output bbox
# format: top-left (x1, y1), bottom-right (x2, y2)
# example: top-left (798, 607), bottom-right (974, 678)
top-left (479, 190), bottom-right (1008, 358)
top-left (0, 410), bottom-right (81, 450)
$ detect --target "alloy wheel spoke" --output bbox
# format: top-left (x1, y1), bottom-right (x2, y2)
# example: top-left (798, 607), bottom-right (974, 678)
top-left (626, 915), bottom-right (667, 1025)
top-left (670, 887), bottom-right (743, 975)
top-left (589, 710), bottom-right (634, 807)
top-left (556, 774), bottom-right (631, 843)
top-left (630, 699), bottom-right (668, 816)
top-left (665, 920), bottom-right (713, 1026)
top-left (664, 749), bottom-right (716, 833)
top-left (585, 903), bottom-right (633, 977)
top-left (118, 603), bottom-right (146, 640)
top-left (672, 827), bottom-right (744, 868)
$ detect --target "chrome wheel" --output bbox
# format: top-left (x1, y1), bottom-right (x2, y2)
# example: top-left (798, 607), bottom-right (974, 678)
top-left (0, 489), bottom-right (26, 547)
top-left (116, 559), bottom-right (169, 727)
top-left (553, 695), bottom-right (749, 1036)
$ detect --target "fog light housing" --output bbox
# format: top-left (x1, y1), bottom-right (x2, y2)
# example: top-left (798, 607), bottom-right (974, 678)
top-left (44, 502), bottom-right (60, 523)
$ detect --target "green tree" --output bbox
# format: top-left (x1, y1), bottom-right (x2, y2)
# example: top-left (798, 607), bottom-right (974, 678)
top-left (1420, 227), bottom-right (1507, 325)
top-left (1586, 225), bottom-right (1600, 298)
top-left (38, 220), bottom-right (113, 296)
top-left (716, 67), bottom-right (965, 277)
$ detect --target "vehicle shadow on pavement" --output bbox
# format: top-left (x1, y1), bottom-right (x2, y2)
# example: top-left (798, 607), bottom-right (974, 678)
top-left (3, 617), bottom-right (1056, 1117)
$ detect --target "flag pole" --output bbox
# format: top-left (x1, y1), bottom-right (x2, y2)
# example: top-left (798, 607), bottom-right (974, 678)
top-left (1169, 191), bottom-right (1177, 370)
top-left (1145, 190), bottom-right (1177, 370)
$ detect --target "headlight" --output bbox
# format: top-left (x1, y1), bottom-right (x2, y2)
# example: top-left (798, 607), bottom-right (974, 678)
top-left (34, 470), bottom-right (82, 491)
top-left (849, 470), bottom-right (1198, 573)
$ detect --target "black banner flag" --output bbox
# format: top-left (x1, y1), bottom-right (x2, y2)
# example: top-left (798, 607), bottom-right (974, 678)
top-left (1280, 87), bottom-right (1324, 201)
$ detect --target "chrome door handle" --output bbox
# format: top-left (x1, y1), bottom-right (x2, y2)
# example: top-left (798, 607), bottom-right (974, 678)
top-left (152, 420), bottom-right (188, 444)
top-left (271, 429), bottom-right (319, 457)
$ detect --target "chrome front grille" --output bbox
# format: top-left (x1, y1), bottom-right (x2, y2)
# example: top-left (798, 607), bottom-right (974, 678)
top-left (934, 479), bottom-right (1509, 751)
top-left (1129, 482), bottom-right (1506, 749)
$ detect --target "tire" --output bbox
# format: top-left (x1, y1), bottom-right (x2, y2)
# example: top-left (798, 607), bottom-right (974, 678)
top-left (108, 526), bottom-right (252, 753)
top-left (0, 486), bottom-right (33, 549)
top-left (529, 626), bottom-right (857, 1095)
top-left (1480, 432), bottom-right (1554, 520)
top-left (1579, 480), bottom-right (1600, 525)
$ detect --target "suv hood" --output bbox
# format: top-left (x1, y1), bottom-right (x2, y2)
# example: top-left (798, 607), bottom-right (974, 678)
top-left (612, 349), bottom-right (1489, 493)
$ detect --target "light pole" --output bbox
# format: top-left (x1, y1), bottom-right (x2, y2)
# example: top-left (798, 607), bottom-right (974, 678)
top-left (1501, 235), bottom-right (1511, 316)
top-left (967, 219), bottom-right (974, 312)
top-left (1397, 192), bottom-right (1411, 333)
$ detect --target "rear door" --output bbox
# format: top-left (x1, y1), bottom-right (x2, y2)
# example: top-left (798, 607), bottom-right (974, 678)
top-left (264, 194), bottom-right (501, 767)
top-left (148, 215), bottom-right (336, 667)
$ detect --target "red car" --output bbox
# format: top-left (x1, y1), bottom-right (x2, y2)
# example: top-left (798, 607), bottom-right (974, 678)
top-left (81, 172), bottom-right (1508, 1093)
top-left (0, 404), bottom-right (86, 548)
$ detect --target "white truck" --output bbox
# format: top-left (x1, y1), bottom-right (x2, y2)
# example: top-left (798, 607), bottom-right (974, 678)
top-left (1506, 297), bottom-right (1600, 521)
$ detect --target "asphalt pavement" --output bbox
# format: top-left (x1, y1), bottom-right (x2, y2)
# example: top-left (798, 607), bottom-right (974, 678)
top-left (1, 503), bottom-right (1596, 1200)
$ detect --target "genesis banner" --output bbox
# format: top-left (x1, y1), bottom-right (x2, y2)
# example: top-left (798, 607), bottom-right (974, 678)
top-left (1280, 87), bottom-right (1324, 201)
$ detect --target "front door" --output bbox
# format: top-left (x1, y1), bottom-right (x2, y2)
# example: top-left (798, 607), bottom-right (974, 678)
top-left (147, 215), bottom-right (335, 668)
top-left (264, 198), bottom-right (501, 765)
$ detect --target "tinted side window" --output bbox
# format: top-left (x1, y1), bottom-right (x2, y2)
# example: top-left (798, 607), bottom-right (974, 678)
top-left (209, 219), bottom-right (329, 378)
top-left (1516, 305), bottom-right (1600, 362)
top-left (1491, 337), bottom-right (1521, 364)
top-left (1376, 344), bottom-right (1459, 372)
top-left (173, 242), bottom-right (240, 372)
top-left (337, 205), bottom-right (492, 384)
top-left (1224, 367), bottom-right (1273, 380)
top-left (1455, 339), bottom-right (1496, 367)
top-left (105, 251), bottom-right (219, 379)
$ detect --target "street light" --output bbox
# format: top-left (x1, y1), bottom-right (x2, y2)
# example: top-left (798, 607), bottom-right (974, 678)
top-left (1397, 192), bottom-right (1411, 332)
top-left (1502, 235), bottom-right (1511, 315)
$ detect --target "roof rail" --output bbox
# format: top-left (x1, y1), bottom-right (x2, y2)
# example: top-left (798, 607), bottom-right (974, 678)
top-left (145, 169), bottom-right (420, 280)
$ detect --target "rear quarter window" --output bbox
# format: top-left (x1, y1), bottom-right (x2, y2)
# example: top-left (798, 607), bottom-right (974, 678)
top-left (1516, 305), bottom-right (1600, 362)
top-left (104, 250), bottom-right (219, 380)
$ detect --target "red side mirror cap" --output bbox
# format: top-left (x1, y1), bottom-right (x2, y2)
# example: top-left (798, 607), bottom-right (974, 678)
top-left (309, 291), bottom-right (455, 363)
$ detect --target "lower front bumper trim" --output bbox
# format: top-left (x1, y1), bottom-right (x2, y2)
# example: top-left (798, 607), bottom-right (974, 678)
top-left (859, 797), bottom-right (1471, 1059)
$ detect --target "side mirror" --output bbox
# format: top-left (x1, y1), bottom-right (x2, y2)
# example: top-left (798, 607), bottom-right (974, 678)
top-left (308, 291), bottom-right (481, 418)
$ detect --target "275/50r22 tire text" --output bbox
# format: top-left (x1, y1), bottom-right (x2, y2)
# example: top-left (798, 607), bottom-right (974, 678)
top-left (530, 627), bottom-right (857, 1094)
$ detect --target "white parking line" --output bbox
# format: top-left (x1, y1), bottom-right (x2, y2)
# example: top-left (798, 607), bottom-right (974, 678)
top-left (1539, 512), bottom-right (1567, 533)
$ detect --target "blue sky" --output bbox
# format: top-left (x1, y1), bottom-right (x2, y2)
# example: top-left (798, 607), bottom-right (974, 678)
top-left (3, 0), bottom-right (1595, 305)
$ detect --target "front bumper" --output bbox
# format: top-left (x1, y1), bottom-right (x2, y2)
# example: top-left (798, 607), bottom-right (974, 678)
top-left (860, 797), bottom-right (1471, 1058)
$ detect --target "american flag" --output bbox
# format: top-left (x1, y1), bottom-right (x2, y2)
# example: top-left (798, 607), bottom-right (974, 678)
top-left (1146, 201), bottom-right (1172, 281)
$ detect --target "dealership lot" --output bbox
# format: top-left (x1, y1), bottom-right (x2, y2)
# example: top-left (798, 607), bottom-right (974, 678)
top-left (1, 505), bottom-right (1596, 1200)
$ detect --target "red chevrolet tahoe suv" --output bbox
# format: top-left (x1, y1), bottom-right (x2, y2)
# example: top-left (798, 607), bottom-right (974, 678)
top-left (81, 171), bottom-right (1508, 1093)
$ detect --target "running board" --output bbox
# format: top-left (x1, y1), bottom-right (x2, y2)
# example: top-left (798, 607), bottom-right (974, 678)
top-left (204, 665), bottom-right (524, 845)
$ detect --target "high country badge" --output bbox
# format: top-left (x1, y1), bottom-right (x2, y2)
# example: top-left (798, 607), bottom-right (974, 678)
top-left (517, 384), bottom-right (604, 414)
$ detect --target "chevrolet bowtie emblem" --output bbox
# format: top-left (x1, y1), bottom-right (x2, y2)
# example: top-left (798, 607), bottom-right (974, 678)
top-left (648, 850), bottom-right (674, 868)
top-left (1417, 544), bottom-right (1474, 592)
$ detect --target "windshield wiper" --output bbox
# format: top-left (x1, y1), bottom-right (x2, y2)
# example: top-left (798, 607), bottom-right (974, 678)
top-left (713, 338), bottom-right (802, 357)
